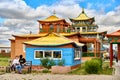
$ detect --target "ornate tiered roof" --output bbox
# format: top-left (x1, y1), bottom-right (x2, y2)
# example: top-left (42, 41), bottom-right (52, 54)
top-left (38, 15), bottom-right (63, 22)
top-left (69, 8), bottom-right (94, 21)
top-left (24, 33), bottom-right (84, 46)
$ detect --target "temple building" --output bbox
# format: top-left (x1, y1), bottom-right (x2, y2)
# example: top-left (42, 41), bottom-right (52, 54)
top-left (38, 13), bottom-right (70, 33)
top-left (24, 32), bottom-right (84, 67)
top-left (70, 8), bottom-right (107, 55)
top-left (9, 12), bottom-right (85, 68)
top-left (9, 9), bottom-right (107, 68)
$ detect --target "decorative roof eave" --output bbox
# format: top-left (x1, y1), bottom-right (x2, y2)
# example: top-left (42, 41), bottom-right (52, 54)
top-left (69, 17), bottom-right (94, 22)
top-left (25, 42), bottom-right (84, 47)
top-left (37, 14), bottom-right (66, 23)
top-left (37, 19), bottom-right (65, 23)
top-left (12, 33), bottom-right (47, 38)
top-left (80, 31), bottom-right (107, 35)
top-left (24, 42), bottom-right (72, 47)
top-left (11, 32), bottom-right (81, 38)
top-left (106, 34), bottom-right (120, 37)
top-left (60, 32), bottom-right (81, 37)
top-left (71, 23), bottom-right (98, 27)
top-left (9, 38), bottom-right (15, 41)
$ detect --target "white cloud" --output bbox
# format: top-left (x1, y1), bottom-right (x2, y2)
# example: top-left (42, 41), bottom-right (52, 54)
top-left (0, 0), bottom-right (120, 45)
top-left (0, 27), bottom-right (9, 31)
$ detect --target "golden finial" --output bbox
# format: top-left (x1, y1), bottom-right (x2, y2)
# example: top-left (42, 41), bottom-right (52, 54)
top-left (82, 8), bottom-right (84, 13)
top-left (53, 10), bottom-right (56, 15)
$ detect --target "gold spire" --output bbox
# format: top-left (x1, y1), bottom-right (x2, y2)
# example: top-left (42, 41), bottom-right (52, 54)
top-left (82, 8), bottom-right (84, 13)
top-left (53, 10), bottom-right (56, 15)
top-left (70, 8), bottom-right (90, 20)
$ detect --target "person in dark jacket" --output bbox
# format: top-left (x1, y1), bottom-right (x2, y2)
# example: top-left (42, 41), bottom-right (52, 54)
top-left (19, 55), bottom-right (26, 68)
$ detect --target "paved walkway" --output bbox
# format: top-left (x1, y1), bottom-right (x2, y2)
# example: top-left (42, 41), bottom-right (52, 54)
top-left (0, 73), bottom-right (115, 80)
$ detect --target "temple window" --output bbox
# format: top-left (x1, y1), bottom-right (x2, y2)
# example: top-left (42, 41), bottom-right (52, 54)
top-left (82, 27), bottom-right (86, 32)
top-left (34, 51), bottom-right (43, 59)
top-left (53, 51), bottom-right (62, 59)
top-left (77, 27), bottom-right (80, 32)
top-left (34, 50), bottom-right (62, 59)
top-left (74, 48), bottom-right (81, 59)
top-left (44, 51), bottom-right (52, 58)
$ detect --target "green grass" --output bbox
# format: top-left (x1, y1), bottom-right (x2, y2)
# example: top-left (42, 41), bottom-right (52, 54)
top-left (69, 63), bottom-right (88, 75)
top-left (0, 57), bottom-right (10, 66)
top-left (69, 62), bottom-right (113, 75)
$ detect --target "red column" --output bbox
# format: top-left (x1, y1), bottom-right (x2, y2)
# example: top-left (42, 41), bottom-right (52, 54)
top-left (110, 43), bottom-right (113, 68)
top-left (94, 41), bottom-right (97, 57)
top-left (118, 44), bottom-right (120, 60)
top-left (97, 42), bottom-right (100, 57)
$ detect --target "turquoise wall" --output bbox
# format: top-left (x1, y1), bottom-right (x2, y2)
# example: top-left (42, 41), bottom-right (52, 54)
top-left (25, 47), bottom-right (81, 66)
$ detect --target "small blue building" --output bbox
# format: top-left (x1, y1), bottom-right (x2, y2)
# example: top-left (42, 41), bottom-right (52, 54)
top-left (24, 33), bottom-right (84, 67)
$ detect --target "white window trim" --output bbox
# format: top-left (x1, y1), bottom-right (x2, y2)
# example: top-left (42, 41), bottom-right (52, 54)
top-left (52, 50), bottom-right (62, 60)
top-left (34, 50), bottom-right (44, 59)
top-left (74, 48), bottom-right (81, 60)
top-left (34, 50), bottom-right (62, 60)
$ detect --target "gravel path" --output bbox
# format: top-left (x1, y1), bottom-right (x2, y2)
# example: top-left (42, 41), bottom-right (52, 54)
top-left (0, 73), bottom-right (115, 80)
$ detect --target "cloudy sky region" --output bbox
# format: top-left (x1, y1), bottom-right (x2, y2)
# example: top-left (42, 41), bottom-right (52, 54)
top-left (0, 0), bottom-right (120, 46)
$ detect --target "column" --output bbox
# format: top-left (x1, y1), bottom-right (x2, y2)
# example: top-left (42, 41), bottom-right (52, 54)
top-left (38, 23), bottom-right (40, 33)
top-left (94, 41), bottom-right (97, 57)
top-left (97, 42), bottom-right (100, 57)
top-left (60, 22), bottom-right (64, 33)
top-left (118, 44), bottom-right (120, 63)
top-left (110, 43), bottom-right (113, 68)
top-left (53, 23), bottom-right (57, 32)
top-left (80, 27), bottom-right (82, 32)
top-left (44, 23), bottom-right (49, 32)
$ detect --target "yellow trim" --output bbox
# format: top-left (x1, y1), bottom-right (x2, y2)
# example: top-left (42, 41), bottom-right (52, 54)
top-left (80, 31), bottom-right (107, 34)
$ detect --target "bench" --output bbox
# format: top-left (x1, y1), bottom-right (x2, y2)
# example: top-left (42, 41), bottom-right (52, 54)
top-left (6, 60), bottom-right (32, 73)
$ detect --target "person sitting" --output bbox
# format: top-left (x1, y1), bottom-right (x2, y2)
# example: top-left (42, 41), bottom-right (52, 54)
top-left (19, 55), bottom-right (26, 68)
top-left (12, 56), bottom-right (22, 74)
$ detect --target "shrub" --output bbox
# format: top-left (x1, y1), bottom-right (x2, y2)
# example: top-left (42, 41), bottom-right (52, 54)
top-left (42, 69), bottom-right (51, 73)
top-left (40, 58), bottom-right (56, 69)
top-left (57, 59), bottom-right (65, 66)
top-left (85, 59), bottom-right (101, 74)
top-left (92, 58), bottom-right (102, 69)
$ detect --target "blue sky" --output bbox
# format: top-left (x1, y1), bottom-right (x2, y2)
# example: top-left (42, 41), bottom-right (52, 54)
top-left (0, 0), bottom-right (120, 45)
top-left (24, 0), bottom-right (120, 12)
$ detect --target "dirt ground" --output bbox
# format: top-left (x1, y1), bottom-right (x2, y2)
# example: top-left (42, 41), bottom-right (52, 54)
top-left (0, 73), bottom-right (115, 80)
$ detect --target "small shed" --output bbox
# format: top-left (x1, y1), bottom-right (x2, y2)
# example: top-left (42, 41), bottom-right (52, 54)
top-left (24, 33), bottom-right (84, 68)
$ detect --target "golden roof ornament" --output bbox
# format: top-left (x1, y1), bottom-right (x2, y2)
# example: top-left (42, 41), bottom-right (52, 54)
top-left (53, 10), bottom-right (56, 15)
top-left (82, 8), bottom-right (84, 13)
